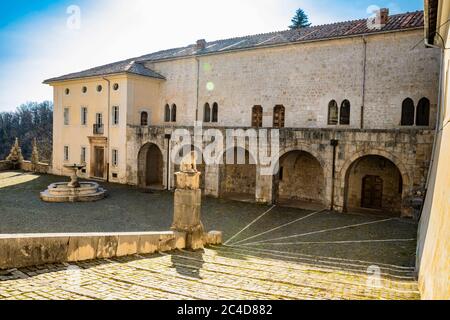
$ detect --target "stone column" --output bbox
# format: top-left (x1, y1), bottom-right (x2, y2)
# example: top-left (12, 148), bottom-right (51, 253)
top-left (171, 169), bottom-right (205, 250)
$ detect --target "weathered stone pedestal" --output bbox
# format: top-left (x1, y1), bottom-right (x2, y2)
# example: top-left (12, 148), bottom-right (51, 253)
top-left (171, 172), bottom-right (205, 250)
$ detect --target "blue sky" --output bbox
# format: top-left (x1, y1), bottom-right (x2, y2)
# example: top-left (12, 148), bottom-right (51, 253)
top-left (0, 0), bottom-right (424, 111)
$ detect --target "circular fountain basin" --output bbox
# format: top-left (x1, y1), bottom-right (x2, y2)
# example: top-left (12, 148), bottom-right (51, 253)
top-left (40, 182), bottom-right (107, 203)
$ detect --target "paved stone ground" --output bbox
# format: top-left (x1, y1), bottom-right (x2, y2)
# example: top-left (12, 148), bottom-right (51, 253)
top-left (0, 246), bottom-right (419, 300)
top-left (0, 171), bottom-right (420, 300)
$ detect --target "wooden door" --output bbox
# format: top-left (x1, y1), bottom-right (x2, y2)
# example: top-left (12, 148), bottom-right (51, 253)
top-left (94, 147), bottom-right (105, 178)
top-left (361, 175), bottom-right (383, 209)
top-left (146, 145), bottom-right (162, 186)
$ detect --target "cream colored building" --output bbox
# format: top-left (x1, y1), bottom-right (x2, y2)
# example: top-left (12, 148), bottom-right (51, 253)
top-left (45, 10), bottom-right (440, 218)
top-left (416, 0), bottom-right (450, 300)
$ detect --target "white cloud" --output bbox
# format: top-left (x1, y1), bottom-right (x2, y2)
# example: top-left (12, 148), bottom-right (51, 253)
top-left (0, 0), bottom-right (352, 111)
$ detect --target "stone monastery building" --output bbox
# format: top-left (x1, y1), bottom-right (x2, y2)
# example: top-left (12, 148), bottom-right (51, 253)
top-left (44, 9), bottom-right (440, 218)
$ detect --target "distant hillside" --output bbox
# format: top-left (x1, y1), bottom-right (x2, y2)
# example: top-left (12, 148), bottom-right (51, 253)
top-left (0, 101), bottom-right (53, 162)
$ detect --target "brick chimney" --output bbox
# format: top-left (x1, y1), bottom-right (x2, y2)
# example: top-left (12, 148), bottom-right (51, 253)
top-left (196, 39), bottom-right (207, 51)
top-left (377, 8), bottom-right (389, 25)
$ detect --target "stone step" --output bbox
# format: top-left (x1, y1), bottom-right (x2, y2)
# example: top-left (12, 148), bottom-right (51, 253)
top-left (213, 245), bottom-right (417, 278)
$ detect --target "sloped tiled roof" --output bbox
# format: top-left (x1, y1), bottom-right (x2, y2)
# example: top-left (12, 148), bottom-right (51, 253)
top-left (44, 11), bottom-right (424, 84)
top-left (43, 60), bottom-right (166, 83)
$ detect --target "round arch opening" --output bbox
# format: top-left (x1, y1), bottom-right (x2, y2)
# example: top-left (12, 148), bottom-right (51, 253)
top-left (138, 143), bottom-right (164, 189)
top-left (344, 155), bottom-right (404, 216)
top-left (219, 147), bottom-right (257, 202)
top-left (275, 150), bottom-right (326, 210)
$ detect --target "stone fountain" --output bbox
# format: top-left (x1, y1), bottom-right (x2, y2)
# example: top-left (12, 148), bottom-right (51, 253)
top-left (40, 164), bottom-right (107, 203)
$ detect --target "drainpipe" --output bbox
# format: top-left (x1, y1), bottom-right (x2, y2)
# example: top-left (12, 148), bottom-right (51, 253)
top-left (330, 139), bottom-right (339, 211)
top-left (361, 36), bottom-right (367, 129)
top-left (103, 77), bottom-right (111, 182)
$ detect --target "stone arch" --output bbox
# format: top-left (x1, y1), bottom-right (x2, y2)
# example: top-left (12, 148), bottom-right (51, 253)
top-left (339, 149), bottom-right (411, 217)
top-left (138, 142), bottom-right (164, 189)
top-left (219, 146), bottom-right (257, 202)
top-left (274, 146), bottom-right (329, 209)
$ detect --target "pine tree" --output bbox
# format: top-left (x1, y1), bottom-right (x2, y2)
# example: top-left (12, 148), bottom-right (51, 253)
top-left (289, 9), bottom-right (312, 29)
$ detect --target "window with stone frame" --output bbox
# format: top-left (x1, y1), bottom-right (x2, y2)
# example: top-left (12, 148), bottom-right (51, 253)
top-left (273, 105), bottom-right (285, 128)
top-left (164, 104), bottom-right (171, 122)
top-left (401, 98), bottom-right (415, 126)
top-left (416, 97), bottom-right (430, 126)
top-left (340, 100), bottom-right (351, 125)
top-left (204, 103), bottom-right (211, 123)
top-left (212, 103), bottom-right (219, 123)
top-left (327, 100), bottom-right (338, 125)
top-left (81, 147), bottom-right (86, 164)
top-left (64, 146), bottom-right (69, 162)
top-left (112, 149), bottom-right (119, 167)
top-left (64, 108), bottom-right (70, 126)
top-left (141, 111), bottom-right (149, 126)
top-left (171, 104), bottom-right (177, 122)
top-left (252, 105), bottom-right (263, 128)
top-left (81, 107), bottom-right (88, 126)
top-left (112, 106), bottom-right (120, 125)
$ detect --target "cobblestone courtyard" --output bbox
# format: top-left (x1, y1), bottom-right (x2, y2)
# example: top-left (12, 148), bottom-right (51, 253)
top-left (0, 172), bottom-right (420, 299)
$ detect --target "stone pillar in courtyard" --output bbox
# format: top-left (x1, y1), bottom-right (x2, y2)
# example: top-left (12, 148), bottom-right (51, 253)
top-left (171, 151), bottom-right (205, 250)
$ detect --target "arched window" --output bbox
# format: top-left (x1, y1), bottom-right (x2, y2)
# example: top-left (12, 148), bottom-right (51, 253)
top-left (340, 100), bottom-right (351, 125)
top-left (401, 98), bottom-right (415, 126)
top-left (252, 105), bottom-right (263, 128)
top-left (273, 105), bottom-right (285, 128)
top-left (204, 103), bottom-right (211, 123)
top-left (327, 100), bottom-right (338, 125)
top-left (212, 103), bottom-right (219, 123)
top-left (171, 104), bottom-right (177, 122)
top-left (164, 104), bottom-right (171, 122)
top-left (416, 98), bottom-right (430, 126)
top-left (141, 112), bottom-right (148, 126)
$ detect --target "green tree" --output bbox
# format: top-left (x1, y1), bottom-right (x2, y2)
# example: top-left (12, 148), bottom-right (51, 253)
top-left (289, 9), bottom-right (312, 29)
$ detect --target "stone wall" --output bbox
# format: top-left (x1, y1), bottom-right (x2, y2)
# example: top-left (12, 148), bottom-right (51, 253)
top-left (20, 161), bottom-right (50, 174)
top-left (145, 29), bottom-right (439, 130)
top-left (279, 151), bottom-right (326, 204)
top-left (0, 232), bottom-right (186, 270)
top-left (0, 161), bottom-right (12, 171)
top-left (127, 125), bottom-right (434, 218)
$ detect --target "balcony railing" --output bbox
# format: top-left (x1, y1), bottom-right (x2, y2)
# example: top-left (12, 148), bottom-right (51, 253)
top-left (93, 124), bottom-right (104, 135)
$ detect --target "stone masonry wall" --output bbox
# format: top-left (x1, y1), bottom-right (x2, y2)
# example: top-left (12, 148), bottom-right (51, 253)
top-left (145, 30), bottom-right (439, 130)
top-left (127, 125), bottom-right (434, 218)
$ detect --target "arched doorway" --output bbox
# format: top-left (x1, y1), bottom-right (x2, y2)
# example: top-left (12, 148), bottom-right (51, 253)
top-left (276, 150), bottom-right (326, 210)
top-left (174, 144), bottom-right (206, 190)
top-left (220, 147), bottom-right (256, 202)
top-left (138, 143), bottom-right (164, 189)
top-left (345, 155), bottom-right (403, 216)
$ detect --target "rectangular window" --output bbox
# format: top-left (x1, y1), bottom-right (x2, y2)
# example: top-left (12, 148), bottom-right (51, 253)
top-left (112, 149), bottom-right (118, 167)
top-left (81, 147), bottom-right (86, 164)
top-left (64, 146), bottom-right (69, 162)
top-left (112, 106), bottom-right (119, 125)
top-left (64, 108), bottom-right (70, 125)
top-left (96, 113), bottom-right (103, 125)
top-left (81, 107), bottom-right (88, 126)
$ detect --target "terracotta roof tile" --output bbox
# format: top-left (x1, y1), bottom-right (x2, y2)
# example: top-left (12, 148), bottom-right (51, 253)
top-left (44, 11), bottom-right (424, 84)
